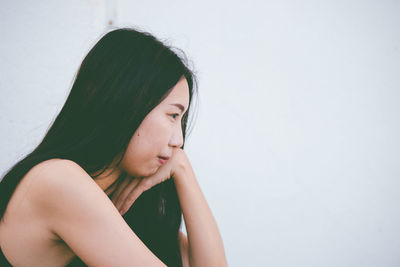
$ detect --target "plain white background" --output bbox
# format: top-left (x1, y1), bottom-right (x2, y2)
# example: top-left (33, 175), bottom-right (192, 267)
top-left (1, 1), bottom-right (399, 266)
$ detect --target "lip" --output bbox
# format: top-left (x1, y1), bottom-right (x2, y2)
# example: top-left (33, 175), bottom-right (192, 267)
top-left (158, 156), bottom-right (169, 164)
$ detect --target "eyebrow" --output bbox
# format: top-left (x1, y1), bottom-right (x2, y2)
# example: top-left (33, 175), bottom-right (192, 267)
top-left (170, 103), bottom-right (186, 113)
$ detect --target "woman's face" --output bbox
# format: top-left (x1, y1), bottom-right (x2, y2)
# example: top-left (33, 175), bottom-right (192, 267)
top-left (120, 77), bottom-right (190, 177)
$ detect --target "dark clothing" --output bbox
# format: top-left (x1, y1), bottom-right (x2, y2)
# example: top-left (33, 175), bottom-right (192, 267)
top-left (66, 256), bottom-right (87, 267)
top-left (0, 246), bottom-right (12, 266)
top-left (0, 246), bottom-right (87, 267)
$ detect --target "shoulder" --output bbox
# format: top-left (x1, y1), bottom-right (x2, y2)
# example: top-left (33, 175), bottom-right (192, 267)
top-left (27, 158), bottom-right (97, 193)
top-left (1, 158), bottom-right (93, 223)
top-left (25, 158), bottom-right (104, 216)
top-left (28, 158), bottom-right (88, 183)
top-left (3, 159), bottom-right (167, 266)
top-left (25, 161), bottom-right (166, 266)
top-left (22, 158), bottom-right (89, 194)
top-left (0, 159), bottom-right (94, 263)
top-left (14, 158), bottom-right (110, 233)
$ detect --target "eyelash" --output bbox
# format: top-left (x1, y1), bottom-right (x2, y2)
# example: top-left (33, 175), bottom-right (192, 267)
top-left (170, 113), bottom-right (180, 120)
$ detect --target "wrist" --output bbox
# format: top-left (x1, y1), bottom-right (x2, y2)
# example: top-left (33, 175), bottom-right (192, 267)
top-left (172, 160), bottom-right (193, 183)
top-left (171, 148), bottom-right (194, 183)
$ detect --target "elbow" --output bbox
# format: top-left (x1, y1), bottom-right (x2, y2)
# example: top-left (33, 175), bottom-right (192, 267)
top-left (215, 258), bottom-right (229, 267)
top-left (194, 258), bottom-right (228, 267)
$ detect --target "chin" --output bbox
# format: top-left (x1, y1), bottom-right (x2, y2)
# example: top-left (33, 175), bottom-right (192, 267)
top-left (124, 160), bottom-right (160, 177)
top-left (147, 167), bottom-right (159, 176)
top-left (134, 166), bottom-right (158, 178)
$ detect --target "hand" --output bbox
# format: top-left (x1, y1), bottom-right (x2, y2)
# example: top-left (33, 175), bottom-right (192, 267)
top-left (105, 148), bottom-right (190, 215)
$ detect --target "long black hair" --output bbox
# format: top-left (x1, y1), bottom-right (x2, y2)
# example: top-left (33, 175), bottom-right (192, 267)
top-left (0, 27), bottom-right (198, 266)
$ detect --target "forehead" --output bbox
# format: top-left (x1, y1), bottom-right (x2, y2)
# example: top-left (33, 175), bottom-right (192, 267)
top-left (161, 77), bottom-right (189, 106)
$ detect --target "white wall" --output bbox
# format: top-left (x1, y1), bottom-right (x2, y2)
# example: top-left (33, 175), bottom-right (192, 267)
top-left (1, 1), bottom-right (399, 266)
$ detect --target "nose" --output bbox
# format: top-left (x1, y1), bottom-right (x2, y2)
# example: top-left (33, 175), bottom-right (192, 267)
top-left (169, 122), bottom-right (184, 148)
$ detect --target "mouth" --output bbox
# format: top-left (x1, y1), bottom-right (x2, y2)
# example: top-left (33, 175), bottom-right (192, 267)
top-left (157, 156), bottom-right (169, 164)
top-left (158, 157), bottom-right (167, 164)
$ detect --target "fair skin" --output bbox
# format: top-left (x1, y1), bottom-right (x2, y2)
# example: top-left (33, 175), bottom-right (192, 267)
top-left (0, 77), bottom-right (227, 266)
top-left (90, 75), bottom-right (190, 196)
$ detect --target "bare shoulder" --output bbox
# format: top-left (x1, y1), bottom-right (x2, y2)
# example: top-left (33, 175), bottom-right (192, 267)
top-left (19, 158), bottom-right (110, 235)
top-left (22, 158), bottom-right (89, 192)
top-left (27, 158), bottom-right (89, 185)
top-left (2, 158), bottom-right (166, 266)
top-left (1, 158), bottom-right (91, 221)
top-left (25, 158), bottom-right (166, 266)
top-left (25, 158), bottom-right (105, 216)
top-left (25, 157), bottom-right (107, 221)
top-left (0, 158), bottom-right (92, 265)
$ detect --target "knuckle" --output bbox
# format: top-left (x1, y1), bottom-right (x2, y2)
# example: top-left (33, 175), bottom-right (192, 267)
top-left (122, 202), bottom-right (130, 212)
top-left (122, 198), bottom-right (134, 210)
top-left (142, 179), bottom-right (152, 190)
top-left (125, 192), bottom-right (140, 207)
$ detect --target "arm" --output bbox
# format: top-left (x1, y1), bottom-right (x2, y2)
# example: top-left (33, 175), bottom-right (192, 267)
top-left (30, 159), bottom-right (166, 267)
top-left (174, 157), bottom-right (228, 267)
top-left (108, 148), bottom-right (228, 266)
top-left (179, 230), bottom-right (190, 267)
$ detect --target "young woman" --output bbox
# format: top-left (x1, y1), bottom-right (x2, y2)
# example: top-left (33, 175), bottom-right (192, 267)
top-left (0, 28), bottom-right (227, 266)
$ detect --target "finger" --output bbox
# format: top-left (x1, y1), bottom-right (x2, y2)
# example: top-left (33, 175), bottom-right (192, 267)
top-left (111, 176), bottom-right (133, 205)
top-left (119, 172), bottom-right (169, 215)
top-left (120, 186), bottom-right (146, 215)
top-left (114, 177), bottom-right (142, 211)
top-left (104, 180), bottom-right (119, 196)
top-left (105, 172), bottom-right (128, 196)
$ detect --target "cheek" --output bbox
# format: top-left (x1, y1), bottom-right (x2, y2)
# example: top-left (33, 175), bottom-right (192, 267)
top-left (121, 132), bottom-right (152, 176)
top-left (120, 118), bottom-right (170, 176)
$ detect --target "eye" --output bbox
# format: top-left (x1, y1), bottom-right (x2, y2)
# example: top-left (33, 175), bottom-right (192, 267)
top-left (170, 113), bottom-right (179, 120)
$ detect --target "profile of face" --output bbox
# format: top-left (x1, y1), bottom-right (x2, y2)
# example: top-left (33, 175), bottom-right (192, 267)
top-left (120, 77), bottom-right (189, 177)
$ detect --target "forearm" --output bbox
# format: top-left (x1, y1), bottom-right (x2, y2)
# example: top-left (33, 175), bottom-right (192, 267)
top-left (174, 164), bottom-right (228, 267)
